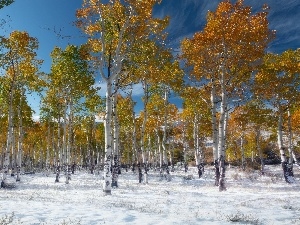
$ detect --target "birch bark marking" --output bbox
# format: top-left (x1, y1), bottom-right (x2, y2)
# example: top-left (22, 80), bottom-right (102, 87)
top-left (256, 129), bottom-right (265, 175)
top-left (278, 107), bottom-right (294, 183)
top-left (210, 78), bottom-right (219, 186)
top-left (66, 98), bottom-right (73, 184)
top-left (218, 62), bottom-right (227, 192)
top-left (161, 87), bottom-right (169, 176)
top-left (241, 133), bottom-right (245, 171)
top-left (98, 8), bottom-right (129, 194)
top-left (287, 108), bottom-right (298, 167)
top-left (112, 80), bottom-right (120, 188)
top-left (16, 89), bottom-right (25, 181)
top-left (55, 115), bottom-right (61, 183)
top-left (2, 69), bottom-right (16, 187)
top-left (140, 80), bottom-right (149, 183)
top-left (103, 79), bottom-right (113, 194)
top-left (130, 88), bottom-right (137, 171)
top-left (62, 97), bottom-right (68, 182)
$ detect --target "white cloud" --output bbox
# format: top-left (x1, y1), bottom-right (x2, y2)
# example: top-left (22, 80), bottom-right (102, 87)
top-left (94, 82), bottom-right (144, 98)
top-left (32, 114), bottom-right (40, 122)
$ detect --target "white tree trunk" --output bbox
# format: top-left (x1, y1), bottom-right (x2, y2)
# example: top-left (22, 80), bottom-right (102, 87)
top-left (162, 88), bottom-right (168, 168)
top-left (182, 121), bottom-right (188, 172)
top-left (278, 107), bottom-right (294, 183)
top-left (2, 84), bottom-right (15, 187)
top-left (140, 80), bottom-right (149, 183)
top-left (217, 70), bottom-right (227, 191)
top-left (55, 115), bottom-right (62, 182)
top-left (45, 118), bottom-right (51, 177)
top-left (256, 128), bottom-right (265, 175)
top-left (241, 133), bottom-right (245, 170)
top-left (66, 99), bottom-right (73, 184)
top-left (112, 81), bottom-right (120, 188)
top-left (103, 79), bottom-right (114, 194)
top-left (210, 79), bottom-right (219, 185)
top-left (287, 108), bottom-right (298, 166)
top-left (62, 98), bottom-right (68, 171)
top-left (16, 93), bottom-right (24, 182)
top-left (193, 116), bottom-right (199, 166)
top-left (130, 89), bottom-right (137, 170)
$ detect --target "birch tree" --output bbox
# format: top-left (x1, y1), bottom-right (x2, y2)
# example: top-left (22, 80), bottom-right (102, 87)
top-left (76, 0), bottom-right (169, 194)
top-left (0, 31), bottom-right (43, 187)
top-left (43, 44), bottom-right (96, 183)
top-left (254, 49), bottom-right (300, 183)
top-left (181, 0), bottom-right (274, 191)
top-left (181, 87), bottom-right (211, 177)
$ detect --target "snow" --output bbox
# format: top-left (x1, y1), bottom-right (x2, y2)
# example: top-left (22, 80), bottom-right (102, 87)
top-left (1, 165), bottom-right (300, 225)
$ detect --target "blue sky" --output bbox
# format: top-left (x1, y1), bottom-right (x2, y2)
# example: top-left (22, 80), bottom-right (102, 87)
top-left (1, 0), bottom-right (299, 118)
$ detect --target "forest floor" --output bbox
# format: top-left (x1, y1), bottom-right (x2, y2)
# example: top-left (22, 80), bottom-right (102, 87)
top-left (1, 164), bottom-right (300, 225)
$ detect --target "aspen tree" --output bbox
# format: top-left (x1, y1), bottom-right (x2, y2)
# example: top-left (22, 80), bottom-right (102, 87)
top-left (181, 0), bottom-right (274, 191)
top-left (77, 0), bottom-right (169, 193)
top-left (0, 31), bottom-right (43, 187)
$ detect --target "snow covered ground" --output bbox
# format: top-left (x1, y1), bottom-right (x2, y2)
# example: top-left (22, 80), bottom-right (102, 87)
top-left (1, 165), bottom-right (300, 225)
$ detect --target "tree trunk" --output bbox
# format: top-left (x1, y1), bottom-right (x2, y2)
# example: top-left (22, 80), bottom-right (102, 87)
top-left (278, 108), bottom-right (294, 183)
top-left (112, 81), bottom-right (120, 188)
top-left (62, 98), bottom-right (68, 182)
top-left (241, 133), bottom-right (245, 171)
top-left (130, 89), bottom-right (137, 172)
top-left (287, 108), bottom-right (298, 167)
top-left (161, 88), bottom-right (169, 179)
top-left (55, 115), bottom-right (61, 183)
top-left (2, 82), bottom-right (15, 187)
top-left (193, 115), bottom-right (203, 178)
top-left (210, 78), bottom-right (219, 186)
top-left (66, 98), bottom-right (73, 184)
top-left (103, 79), bottom-right (113, 194)
top-left (140, 80), bottom-right (149, 183)
top-left (218, 70), bottom-right (227, 192)
top-left (45, 120), bottom-right (51, 177)
top-left (256, 128), bottom-right (265, 175)
top-left (16, 92), bottom-right (25, 182)
top-left (182, 121), bottom-right (188, 173)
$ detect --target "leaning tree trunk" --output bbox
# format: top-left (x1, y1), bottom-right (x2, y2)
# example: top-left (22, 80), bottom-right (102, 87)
top-left (278, 107), bottom-right (294, 183)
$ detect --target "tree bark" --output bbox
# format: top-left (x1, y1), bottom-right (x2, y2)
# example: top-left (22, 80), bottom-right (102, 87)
top-left (2, 79), bottom-right (15, 187)
top-left (140, 80), bottom-right (149, 183)
top-left (278, 108), bottom-right (294, 183)
top-left (218, 69), bottom-right (227, 192)
top-left (256, 128), bottom-right (265, 175)
top-left (211, 78), bottom-right (219, 186)
top-left (103, 79), bottom-right (113, 194)
top-left (112, 81), bottom-right (120, 188)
